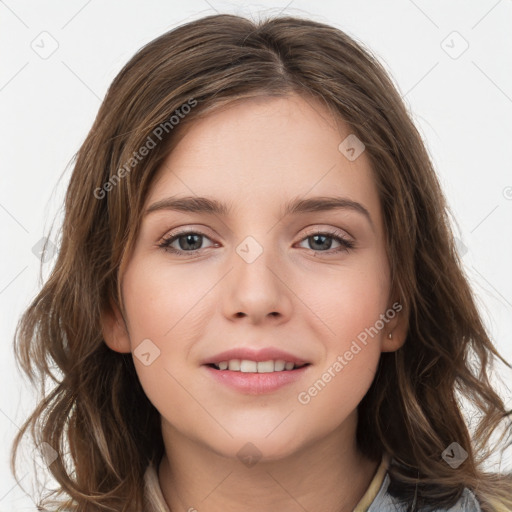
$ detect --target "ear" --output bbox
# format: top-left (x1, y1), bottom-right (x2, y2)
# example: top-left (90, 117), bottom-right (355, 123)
top-left (100, 299), bottom-right (131, 354)
top-left (381, 299), bottom-right (408, 353)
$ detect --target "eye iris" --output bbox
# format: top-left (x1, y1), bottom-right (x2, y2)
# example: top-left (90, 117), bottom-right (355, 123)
top-left (179, 234), bottom-right (202, 251)
top-left (309, 234), bottom-right (332, 251)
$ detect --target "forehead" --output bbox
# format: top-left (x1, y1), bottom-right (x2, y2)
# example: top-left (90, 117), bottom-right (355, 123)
top-left (146, 94), bottom-right (381, 224)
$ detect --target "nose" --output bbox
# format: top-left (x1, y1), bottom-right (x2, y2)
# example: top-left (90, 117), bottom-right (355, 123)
top-left (221, 238), bottom-right (293, 325)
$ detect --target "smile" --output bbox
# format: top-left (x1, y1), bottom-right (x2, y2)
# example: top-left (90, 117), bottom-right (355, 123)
top-left (208, 359), bottom-right (310, 373)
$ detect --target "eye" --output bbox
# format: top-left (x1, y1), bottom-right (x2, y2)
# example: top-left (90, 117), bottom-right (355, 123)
top-left (157, 228), bottom-right (355, 257)
top-left (297, 229), bottom-right (355, 254)
top-left (158, 230), bottom-right (216, 256)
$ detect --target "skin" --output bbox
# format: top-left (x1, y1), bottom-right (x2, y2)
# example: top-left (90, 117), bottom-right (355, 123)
top-left (102, 93), bottom-right (407, 512)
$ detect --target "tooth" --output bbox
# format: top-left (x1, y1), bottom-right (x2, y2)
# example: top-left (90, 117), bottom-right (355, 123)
top-left (240, 360), bottom-right (258, 372)
top-left (274, 360), bottom-right (286, 371)
top-left (257, 360), bottom-right (275, 373)
top-left (228, 359), bottom-right (241, 371)
top-left (217, 359), bottom-right (302, 372)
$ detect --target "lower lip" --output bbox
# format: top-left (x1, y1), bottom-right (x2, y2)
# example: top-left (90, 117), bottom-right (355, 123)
top-left (202, 365), bottom-right (310, 394)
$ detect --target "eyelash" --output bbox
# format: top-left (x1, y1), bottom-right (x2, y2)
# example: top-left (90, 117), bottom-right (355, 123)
top-left (157, 228), bottom-right (355, 257)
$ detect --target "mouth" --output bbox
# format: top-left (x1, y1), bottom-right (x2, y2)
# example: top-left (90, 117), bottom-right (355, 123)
top-left (205, 360), bottom-right (311, 373)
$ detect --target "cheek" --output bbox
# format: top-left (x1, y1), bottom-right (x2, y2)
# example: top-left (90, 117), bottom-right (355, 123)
top-left (295, 253), bottom-right (389, 401)
top-left (122, 256), bottom-right (216, 344)
top-left (120, 258), bottom-right (217, 419)
top-left (302, 252), bottom-right (390, 346)
top-left (296, 268), bottom-right (388, 425)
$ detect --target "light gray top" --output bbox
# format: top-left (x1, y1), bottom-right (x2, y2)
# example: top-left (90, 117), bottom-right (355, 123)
top-left (366, 472), bottom-right (482, 511)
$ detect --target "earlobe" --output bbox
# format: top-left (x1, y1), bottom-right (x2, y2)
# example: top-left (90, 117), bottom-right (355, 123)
top-left (100, 300), bottom-right (132, 354)
top-left (381, 330), bottom-right (406, 352)
top-left (381, 300), bottom-right (408, 353)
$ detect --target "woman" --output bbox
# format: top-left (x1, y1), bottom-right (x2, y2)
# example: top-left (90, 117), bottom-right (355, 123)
top-left (11, 13), bottom-right (512, 512)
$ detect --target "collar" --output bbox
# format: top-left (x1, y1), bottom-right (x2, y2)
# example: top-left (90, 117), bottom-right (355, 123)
top-left (143, 452), bottom-right (390, 512)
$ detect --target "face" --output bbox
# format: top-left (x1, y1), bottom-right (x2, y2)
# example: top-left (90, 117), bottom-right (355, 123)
top-left (102, 93), bottom-right (405, 461)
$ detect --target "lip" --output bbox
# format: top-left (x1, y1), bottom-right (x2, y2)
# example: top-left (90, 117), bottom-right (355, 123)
top-left (201, 347), bottom-right (309, 366)
top-left (202, 364), bottom-right (311, 394)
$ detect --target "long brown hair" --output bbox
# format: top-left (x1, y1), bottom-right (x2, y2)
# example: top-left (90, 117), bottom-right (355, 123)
top-left (11, 13), bottom-right (512, 512)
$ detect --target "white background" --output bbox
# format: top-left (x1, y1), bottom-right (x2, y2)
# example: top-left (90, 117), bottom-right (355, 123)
top-left (1, 1), bottom-right (511, 510)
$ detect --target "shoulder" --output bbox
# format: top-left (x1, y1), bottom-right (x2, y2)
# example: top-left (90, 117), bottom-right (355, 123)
top-left (442, 487), bottom-right (482, 512)
top-left (367, 473), bottom-right (482, 512)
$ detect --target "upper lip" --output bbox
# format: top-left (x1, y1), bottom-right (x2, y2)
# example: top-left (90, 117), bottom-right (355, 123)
top-left (201, 347), bottom-right (310, 366)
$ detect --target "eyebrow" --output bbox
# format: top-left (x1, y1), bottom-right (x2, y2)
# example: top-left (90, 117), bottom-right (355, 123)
top-left (145, 195), bottom-right (374, 230)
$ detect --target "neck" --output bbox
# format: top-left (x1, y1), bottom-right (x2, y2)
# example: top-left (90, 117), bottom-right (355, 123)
top-left (157, 413), bottom-right (380, 512)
